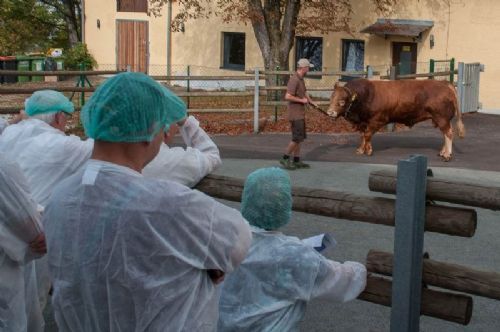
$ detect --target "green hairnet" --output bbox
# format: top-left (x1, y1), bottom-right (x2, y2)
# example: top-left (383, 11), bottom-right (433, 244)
top-left (25, 90), bottom-right (74, 116)
top-left (81, 72), bottom-right (186, 142)
top-left (241, 167), bottom-right (292, 230)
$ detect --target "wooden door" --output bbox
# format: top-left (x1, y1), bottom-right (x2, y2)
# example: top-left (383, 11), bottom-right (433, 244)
top-left (116, 20), bottom-right (148, 73)
top-left (392, 42), bottom-right (417, 75)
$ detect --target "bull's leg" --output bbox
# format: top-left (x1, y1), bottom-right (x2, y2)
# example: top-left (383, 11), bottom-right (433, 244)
top-left (356, 133), bottom-right (366, 154)
top-left (439, 125), bottom-right (454, 161)
top-left (363, 125), bottom-right (384, 156)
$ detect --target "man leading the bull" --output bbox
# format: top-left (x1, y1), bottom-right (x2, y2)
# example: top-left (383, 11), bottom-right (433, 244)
top-left (280, 58), bottom-right (318, 170)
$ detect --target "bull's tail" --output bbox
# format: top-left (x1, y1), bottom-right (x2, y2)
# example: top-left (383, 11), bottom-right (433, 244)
top-left (451, 84), bottom-right (465, 138)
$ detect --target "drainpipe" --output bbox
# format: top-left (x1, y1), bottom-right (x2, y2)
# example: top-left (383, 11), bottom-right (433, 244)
top-left (81, 0), bottom-right (85, 43)
top-left (166, 1), bottom-right (172, 77)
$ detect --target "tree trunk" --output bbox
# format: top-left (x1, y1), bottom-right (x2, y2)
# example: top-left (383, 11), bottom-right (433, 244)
top-left (62, 0), bottom-right (81, 45)
top-left (247, 0), bottom-right (300, 103)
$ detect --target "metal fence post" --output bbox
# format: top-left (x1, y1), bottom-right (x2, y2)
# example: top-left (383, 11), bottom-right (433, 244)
top-left (366, 65), bottom-right (373, 79)
top-left (386, 66), bottom-right (397, 131)
top-left (429, 59), bottom-right (435, 79)
top-left (390, 66), bottom-right (397, 80)
top-left (253, 68), bottom-right (260, 133)
top-left (457, 62), bottom-right (465, 114)
top-left (187, 65), bottom-right (191, 109)
top-left (390, 155), bottom-right (428, 332)
top-left (449, 58), bottom-right (455, 83)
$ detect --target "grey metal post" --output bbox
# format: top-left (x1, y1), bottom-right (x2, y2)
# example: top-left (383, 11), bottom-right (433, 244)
top-left (390, 155), bottom-right (428, 332)
top-left (457, 62), bottom-right (465, 114)
top-left (390, 66), bottom-right (397, 80)
top-left (366, 65), bottom-right (373, 79)
top-left (253, 68), bottom-right (260, 133)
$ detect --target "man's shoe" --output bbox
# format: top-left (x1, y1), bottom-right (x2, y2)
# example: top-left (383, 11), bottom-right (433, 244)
top-left (279, 158), bottom-right (296, 170)
top-left (294, 161), bottom-right (311, 169)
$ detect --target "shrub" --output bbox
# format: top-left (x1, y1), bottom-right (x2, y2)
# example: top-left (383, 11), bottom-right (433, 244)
top-left (64, 43), bottom-right (97, 70)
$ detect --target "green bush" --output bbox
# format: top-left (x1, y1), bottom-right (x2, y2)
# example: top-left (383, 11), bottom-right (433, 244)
top-left (64, 43), bottom-right (97, 70)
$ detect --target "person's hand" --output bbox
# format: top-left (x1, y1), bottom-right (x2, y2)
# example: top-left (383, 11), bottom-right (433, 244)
top-left (301, 97), bottom-right (309, 104)
top-left (29, 233), bottom-right (47, 254)
top-left (207, 269), bottom-right (225, 284)
top-left (176, 117), bottom-right (188, 126)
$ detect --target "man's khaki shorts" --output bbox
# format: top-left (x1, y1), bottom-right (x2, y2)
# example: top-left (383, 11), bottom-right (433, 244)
top-left (290, 119), bottom-right (306, 143)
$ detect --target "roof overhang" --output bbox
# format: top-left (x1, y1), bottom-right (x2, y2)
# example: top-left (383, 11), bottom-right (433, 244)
top-left (360, 19), bottom-right (434, 38)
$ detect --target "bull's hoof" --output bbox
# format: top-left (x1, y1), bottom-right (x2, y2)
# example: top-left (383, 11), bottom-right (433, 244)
top-left (356, 149), bottom-right (365, 155)
top-left (441, 155), bottom-right (452, 162)
top-left (365, 149), bottom-right (373, 156)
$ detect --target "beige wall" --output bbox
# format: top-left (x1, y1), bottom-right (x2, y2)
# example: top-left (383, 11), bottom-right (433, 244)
top-left (85, 0), bottom-right (500, 108)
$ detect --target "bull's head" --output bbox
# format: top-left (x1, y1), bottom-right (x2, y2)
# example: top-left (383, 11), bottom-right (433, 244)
top-left (327, 82), bottom-right (357, 118)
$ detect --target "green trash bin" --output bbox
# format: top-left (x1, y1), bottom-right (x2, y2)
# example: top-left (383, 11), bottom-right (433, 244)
top-left (30, 56), bottom-right (45, 82)
top-left (16, 56), bottom-right (32, 82)
top-left (54, 57), bottom-right (64, 70)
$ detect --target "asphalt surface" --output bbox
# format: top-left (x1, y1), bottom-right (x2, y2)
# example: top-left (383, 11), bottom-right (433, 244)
top-left (212, 112), bottom-right (500, 172)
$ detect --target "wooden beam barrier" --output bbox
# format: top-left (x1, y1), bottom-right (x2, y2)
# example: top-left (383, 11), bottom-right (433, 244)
top-left (369, 169), bottom-right (500, 211)
top-left (366, 250), bottom-right (500, 301)
top-left (244, 70), bottom-right (370, 76)
top-left (0, 87), bottom-right (96, 94)
top-left (380, 70), bottom-right (458, 80)
top-left (194, 174), bottom-right (477, 237)
top-left (0, 70), bottom-right (123, 76)
top-left (152, 75), bottom-right (257, 81)
top-left (175, 91), bottom-right (254, 97)
top-left (359, 275), bottom-right (472, 325)
top-left (187, 108), bottom-right (254, 113)
top-left (260, 101), bottom-right (332, 107)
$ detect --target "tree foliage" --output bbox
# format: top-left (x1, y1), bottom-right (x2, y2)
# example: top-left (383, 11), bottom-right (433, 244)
top-left (0, 0), bottom-right (81, 55)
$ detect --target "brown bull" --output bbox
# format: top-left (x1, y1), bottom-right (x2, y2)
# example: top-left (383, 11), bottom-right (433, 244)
top-left (326, 79), bottom-right (465, 161)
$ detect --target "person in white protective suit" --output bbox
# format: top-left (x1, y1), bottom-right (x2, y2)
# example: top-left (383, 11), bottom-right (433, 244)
top-left (0, 89), bottom-right (221, 311)
top-left (42, 72), bottom-right (252, 332)
top-left (0, 155), bottom-right (47, 332)
top-left (218, 167), bottom-right (367, 332)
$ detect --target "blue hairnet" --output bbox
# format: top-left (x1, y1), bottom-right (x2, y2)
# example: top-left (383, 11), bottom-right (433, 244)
top-left (81, 72), bottom-right (186, 142)
top-left (25, 90), bottom-right (74, 116)
top-left (241, 167), bottom-right (292, 230)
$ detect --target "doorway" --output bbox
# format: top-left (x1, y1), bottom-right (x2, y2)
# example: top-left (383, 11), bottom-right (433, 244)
top-left (392, 42), bottom-right (417, 75)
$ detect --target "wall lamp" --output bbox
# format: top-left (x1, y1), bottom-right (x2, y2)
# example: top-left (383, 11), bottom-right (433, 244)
top-left (97, 19), bottom-right (101, 29)
top-left (430, 34), bottom-right (435, 49)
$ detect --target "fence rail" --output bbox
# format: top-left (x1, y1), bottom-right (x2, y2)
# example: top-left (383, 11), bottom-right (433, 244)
top-left (0, 61), bottom-right (482, 134)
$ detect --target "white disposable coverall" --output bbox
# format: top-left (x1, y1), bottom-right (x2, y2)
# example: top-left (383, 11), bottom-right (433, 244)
top-left (43, 160), bottom-right (252, 332)
top-left (0, 116), bottom-right (221, 309)
top-left (0, 156), bottom-right (44, 332)
top-left (0, 117), bottom-right (7, 134)
top-left (218, 226), bottom-right (367, 332)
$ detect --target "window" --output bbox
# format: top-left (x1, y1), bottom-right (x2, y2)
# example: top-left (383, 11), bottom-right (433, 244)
top-left (117, 0), bottom-right (147, 13)
top-left (295, 37), bottom-right (323, 77)
top-left (222, 32), bottom-right (245, 70)
top-left (341, 39), bottom-right (365, 81)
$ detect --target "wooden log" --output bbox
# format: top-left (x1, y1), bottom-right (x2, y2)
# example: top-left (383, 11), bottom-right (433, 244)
top-left (195, 174), bottom-right (477, 237)
top-left (175, 91), bottom-right (254, 97)
top-left (0, 87), bottom-right (96, 94)
top-left (366, 250), bottom-right (500, 301)
top-left (151, 75), bottom-right (256, 81)
top-left (369, 169), bottom-right (500, 211)
top-left (260, 101), bottom-right (331, 106)
top-left (359, 275), bottom-right (472, 325)
top-left (0, 70), bottom-right (122, 76)
top-left (187, 108), bottom-right (254, 113)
